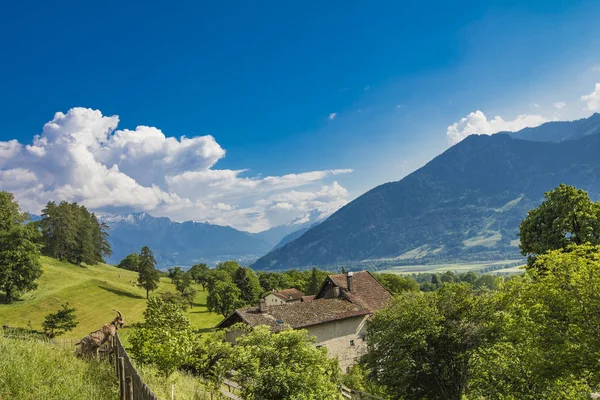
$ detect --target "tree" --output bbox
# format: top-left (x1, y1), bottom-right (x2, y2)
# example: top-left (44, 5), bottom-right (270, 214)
top-left (470, 245), bottom-right (600, 399)
top-left (374, 273), bottom-right (420, 294)
top-left (306, 267), bottom-right (321, 295)
top-left (182, 286), bottom-right (197, 308)
top-left (188, 263), bottom-right (210, 290)
top-left (129, 297), bottom-right (195, 376)
top-left (0, 192), bottom-right (42, 304)
top-left (138, 246), bottom-right (160, 299)
top-left (232, 325), bottom-right (341, 399)
top-left (215, 260), bottom-right (240, 279)
top-left (365, 283), bottom-right (500, 399)
top-left (207, 280), bottom-right (243, 317)
top-left (167, 266), bottom-right (185, 290)
top-left (39, 201), bottom-right (110, 265)
top-left (42, 303), bottom-right (78, 338)
top-left (519, 184), bottom-right (600, 267)
top-left (233, 267), bottom-right (263, 305)
top-left (258, 271), bottom-right (291, 292)
top-left (117, 252), bottom-right (140, 272)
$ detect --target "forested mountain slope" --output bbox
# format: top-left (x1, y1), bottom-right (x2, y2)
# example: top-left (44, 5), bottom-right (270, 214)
top-left (252, 131), bottom-right (600, 270)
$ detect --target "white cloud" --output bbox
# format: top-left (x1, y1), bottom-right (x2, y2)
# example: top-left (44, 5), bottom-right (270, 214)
top-left (553, 101), bottom-right (567, 110)
top-left (328, 112), bottom-right (337, 120)
top-left (532, 103), bottom-right (540, 108)
top-left (0, 107), bottom-right (352, 232)
top-left (581, 83), bottom-right (600, 111)
top-left (446, 110), bottom-right (548, 145)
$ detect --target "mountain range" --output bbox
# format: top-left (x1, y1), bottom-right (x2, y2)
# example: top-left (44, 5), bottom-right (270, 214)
top-left (101, 208), bottom-right (331, 269)
top-left (251, 113), bottom-right (600, 271)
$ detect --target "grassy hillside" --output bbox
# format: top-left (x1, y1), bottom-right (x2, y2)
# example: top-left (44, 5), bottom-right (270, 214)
top-left (0, 256), bottom-right (223, 338)
top-left (0, 335), bottom-right (118, 400)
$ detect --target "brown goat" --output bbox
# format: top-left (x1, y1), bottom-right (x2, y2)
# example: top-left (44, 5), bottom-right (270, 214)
top-left (76, 310), bottom-right (124, 358)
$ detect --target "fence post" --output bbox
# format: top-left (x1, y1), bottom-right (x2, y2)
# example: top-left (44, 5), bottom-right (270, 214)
top-left (126, 376), bottom-right (134, 400)
top-left (114, 336), bottom-right (119, 376)
top-left (119, 357), bottom-right (126, 400)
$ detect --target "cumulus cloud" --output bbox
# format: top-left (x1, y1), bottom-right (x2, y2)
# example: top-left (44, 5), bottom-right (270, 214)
top-left (581, 83), bottom-right (600, 111)
top-left (446, 110), bottom-right (548, 145)
top-left (0, 107), bottom-right (352, 232)
top-left (553, 101), bottom-right (567, 110)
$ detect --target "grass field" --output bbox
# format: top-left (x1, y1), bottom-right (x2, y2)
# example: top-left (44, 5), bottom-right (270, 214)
top-left (0, 256), bottom-right (223, 339)
top-left (0, 334), bottom-right (118, 400)
top-left (378, 259), bottom-right (524, 275)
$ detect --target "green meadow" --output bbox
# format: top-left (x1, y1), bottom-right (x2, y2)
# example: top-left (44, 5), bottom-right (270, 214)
top-left (0, 256), bottom-right (223, 339)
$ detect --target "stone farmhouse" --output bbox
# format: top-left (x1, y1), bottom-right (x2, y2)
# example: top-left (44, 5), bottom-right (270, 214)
top-left (216, 271), bottom-right (392, 371)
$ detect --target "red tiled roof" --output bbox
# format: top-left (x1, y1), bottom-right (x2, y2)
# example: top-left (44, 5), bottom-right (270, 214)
top-left (217, 298), bottom-right (370, 331)
top-left (271, 288), bottom-right (305, 301)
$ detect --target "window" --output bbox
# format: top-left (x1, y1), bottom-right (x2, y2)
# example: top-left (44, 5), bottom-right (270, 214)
top-left (349, 340), bottom-right (355, 346)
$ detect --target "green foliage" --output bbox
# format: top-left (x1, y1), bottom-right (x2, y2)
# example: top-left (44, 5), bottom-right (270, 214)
top-left (40, 200), bottom-right (110, 265)
top-left (365, 283), bottom-right (500, 399)
top-left (0, 334), bottom-right (118, 400)
top-left (467, 246), bottom-right (600, 398)
top-left (181, 286), bottom-right (197, 308)
top-left (257, 271), bottom-right (291, 292)
top-left (207, 280), bottom-right (243, 317)
top-left (168, 266), bottom-right (185, 288)
top-left (216, 260), bottom-right (240, 279)
top-left (519, 184), bottom-right (600, 267)
top-left (306, 267), bottom-right (321, 295)
top-left (342, 364), bottom-right (391, 399)
top-left (188, 331), bottom-right (234, 387)
top-left (117, 252), bottom-right (140, 271)
top-left (138, 246), bottom-right (160, 299)
top-left (231, 325), bottom-right (342, 400)
top-left (159, 291), bottom-right (190, 311)
top-left (129, 296), bottom-right (195, 376)
top-left (0, 192), bottom-right (42, 304)
top-left (188, 263), bottom-right (209, 289)
top-left (233, 267), bottom-right (263, 305)
top-left (373, 273), bottom-right (419, 294)
top-left (42, 303), bottom-right (78, 338)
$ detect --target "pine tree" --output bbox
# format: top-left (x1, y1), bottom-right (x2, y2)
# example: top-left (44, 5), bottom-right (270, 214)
top-left (138, 246), bottom-right (160, 299)
top-left (307, 267), bottom-right (320, 295)
top-left (233, 267), bottom-right (263, 305)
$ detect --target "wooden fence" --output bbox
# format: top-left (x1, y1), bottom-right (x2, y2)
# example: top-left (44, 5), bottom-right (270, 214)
top-left (113, 333), bottom-right (160, 400)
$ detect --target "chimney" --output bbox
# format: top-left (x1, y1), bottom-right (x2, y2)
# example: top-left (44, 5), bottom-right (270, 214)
top-left (347, 271), bottom-right (354, 292)
top-left (259, 298), bottom-right (266, 313)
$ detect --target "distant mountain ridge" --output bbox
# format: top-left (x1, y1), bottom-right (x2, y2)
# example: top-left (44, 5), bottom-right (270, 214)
top-left (101, 212), bottom-right (273, 269)
top-left (252, 113), bottom-right (600, 271)
top-left (100, 209), bottom-right (332, 269)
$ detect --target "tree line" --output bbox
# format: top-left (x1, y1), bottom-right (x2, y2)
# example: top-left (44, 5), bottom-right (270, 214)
top-left (39, 201), bottom-right (111, 265)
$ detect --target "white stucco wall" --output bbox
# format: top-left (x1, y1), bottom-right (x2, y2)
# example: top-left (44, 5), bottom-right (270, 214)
top-left (305, 315), bottom-right (369, 372)
top-left (264, 293), bottom-right (287, 306)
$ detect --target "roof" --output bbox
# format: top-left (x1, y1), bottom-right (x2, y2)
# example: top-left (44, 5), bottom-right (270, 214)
top-left (320, 271), bottom-right (392, 311)
top-left (217, 298), bottom-right (370, 331)
top-left (301, 295), bottom-right (315, 302)
top-left (270, 288), bottom-right (305, 301)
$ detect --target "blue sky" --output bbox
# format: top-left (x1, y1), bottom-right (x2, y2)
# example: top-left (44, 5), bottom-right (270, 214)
top-left (1, 1), bottom-right (600, 231)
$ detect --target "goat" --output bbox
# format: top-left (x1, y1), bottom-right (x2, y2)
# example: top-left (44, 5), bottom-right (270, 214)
top-left (76, 310), bottom-right (124, 358)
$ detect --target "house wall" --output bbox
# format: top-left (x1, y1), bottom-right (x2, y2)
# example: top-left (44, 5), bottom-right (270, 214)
top-left (305, 315), bottom-right (370, 372)
top-left (264, 293), bottom-right (301, 306)
top-left (225, 327), bottom-right (247, 344)
top-left (264, 293), bottom-right (287, 306)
